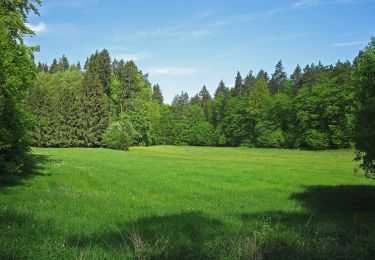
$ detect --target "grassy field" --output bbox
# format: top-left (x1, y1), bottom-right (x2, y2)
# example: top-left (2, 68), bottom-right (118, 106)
top-left (1, 146), bottom-right (375, 259)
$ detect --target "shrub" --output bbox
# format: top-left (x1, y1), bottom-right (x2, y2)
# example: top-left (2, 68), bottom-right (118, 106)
top-left (103, 116), bottom-right (136, 150)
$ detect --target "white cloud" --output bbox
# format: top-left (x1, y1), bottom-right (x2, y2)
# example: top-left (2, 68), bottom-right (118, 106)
top-left (291, 0), bottom-right (373, 9)
top-left (114, 52), bottom-right (152, 61)
top-left (47, 0), bottom-right (100, 8)
top-left (135, 28), bottom-right (210, 40)
top-left (258, 32), bottom-right (313, 42)
top-left (27, 22), bottom-right (47, 34)
top-left (209, 8), bottom-right (283, 27)
top-left (331, 40), bottom-right (363, 47)
top-left (291, 0), bottom-right (321, 8)
top-left (148, 67), bottom-right (199, 76)
top-left (196, 9), bottom-right (222, 20)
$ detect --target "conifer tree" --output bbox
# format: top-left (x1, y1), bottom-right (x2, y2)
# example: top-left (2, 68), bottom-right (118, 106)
top-left (58, 54), bottom-right (69, 72)
top-left (152, 84), bottom-right (164, 104)
top-left (233, 71), bottom-right (244, 97)
top-left (199, 85), bottom-right (212, 121)
top-left (49, 58), bottom-right (59, 73)
top-left (243, 71), bottom-right (256, 95)
top-left (85, 50), bottom-right (111, 96)
top-left (269, 60), bottom-right (287, 95)
top-left (80, 55), bottom-right (110, 147)
top-left (214, 80), bottom-right (228, 98)
top-left (256, 69), bottom-right (269, 82)
top-left (291, 64), bottom-right (302, 94)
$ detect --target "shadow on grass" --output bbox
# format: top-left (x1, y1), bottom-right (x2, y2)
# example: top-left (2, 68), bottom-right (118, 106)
top-left (68, 211), bottom-right (224, 259)
top-left (240, 185), bottom-right (375, 258)
top-left (65, 186), bottom-right (375, 258)
top-left (0, 208), bottom-right (60, 259)
top-left (0, 153), bottom-right (50, 192)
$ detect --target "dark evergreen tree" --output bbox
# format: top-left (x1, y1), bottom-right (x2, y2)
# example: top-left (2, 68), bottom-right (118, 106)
top-left (214, 80), bottom-right (228, 98)
top-left (233, 71), bottom-right (244, 97)
top-left (243, 71), bottom-right (256, 95)
top-left (58, 54), bottom-right (69, 72)
top-left (77, 61), bottom-right (82, 72)
top-left (49, 58), bottom-right (59, 73)
top-left (152, 84), bottom-right (164, 104)
top-left (86, 50), bottom-right (111, 96)
top-left (80, 55), bottom-right (110, 147)
top-left (256, 69), bottom-right (269, 82)
top-left (269, 60), bottom-right (287, 94)
top-left (291, 64), bottom-right (302, 94)
top-left (198, 85), bottom-right (212, 121)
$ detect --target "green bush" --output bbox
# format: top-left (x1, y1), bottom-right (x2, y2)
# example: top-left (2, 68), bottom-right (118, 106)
top-left (103, 116), bottom-right (136, 150)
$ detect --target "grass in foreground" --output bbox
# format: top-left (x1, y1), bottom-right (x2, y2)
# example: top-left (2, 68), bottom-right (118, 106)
top-left (1, 146), bottom-right (375, 259)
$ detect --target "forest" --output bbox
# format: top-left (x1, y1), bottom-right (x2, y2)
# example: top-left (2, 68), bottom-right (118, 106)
top-left (30, 53), bottom-right (354, 151)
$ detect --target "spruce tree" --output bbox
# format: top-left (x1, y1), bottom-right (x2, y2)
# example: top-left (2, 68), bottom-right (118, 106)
top-left (152, 84), bottom-right (164, 104)
top-left (243, 71), bottom-right (256, 95)
top-left (198, 85), bottom-right (212, 121)
top-left (291, 64), bottom-right (302, 94)
top-left (49, 58), bottom-right (59, 73)
top-left (80, 55), bottom-right (110, 147)
top-left (233, 71), bottom-right (244, 97)
top-left (58, 54), bottom-right (69, 72)
top-left (269, 60), bottom-right (287, 95)
top-left (256, 69), bottom-right (269, 82)
top-left (214, 80), bottom-right (228, 98)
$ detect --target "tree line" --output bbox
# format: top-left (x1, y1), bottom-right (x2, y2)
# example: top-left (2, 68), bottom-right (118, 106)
top-left (29, 53), bottom-right (354, 151)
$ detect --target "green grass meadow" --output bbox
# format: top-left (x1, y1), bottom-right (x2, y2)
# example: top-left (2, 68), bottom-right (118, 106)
top-left (1, 146), bottom-right (375, 259)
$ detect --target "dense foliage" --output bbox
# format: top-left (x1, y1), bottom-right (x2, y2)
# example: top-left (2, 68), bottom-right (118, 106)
top-left (353, 37), bottom-right (375, 175)
top-left (0, 0), bottom-right (40, 173)
top-left (28, 52), bottom-right (358, 152)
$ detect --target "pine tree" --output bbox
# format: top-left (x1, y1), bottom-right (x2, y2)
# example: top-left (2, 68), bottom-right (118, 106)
top-left (112, 59), bottom-right (152, 114)
top-left (80, 55), bottom-right (110, 147)
top-left (290, 64), bottom-right (302, 94)
top-left (199, 85), bottom-right (212, 121)
top-left (85, 50), bottom-right (112, 96)
top-left (214, 80), bottom-right (228, 98)
top-left (77, 61), bottom-right (82, 72)
top-left (152, 84), bottom-right (164, 104)
top-left (49, 58), bottom-right (58, 73)
top-left (98, 49), bottom-right (112, 96)
top-left (243, 71), bottom-right (256, 95)
top-left (58, 54), bottom-right (69, 72)
top-left (256, 69), bottom-right (269, 82)
top-left (269, 60), bottom-right (287, 94)
top-left (233, 71), bottom-right (244, 97)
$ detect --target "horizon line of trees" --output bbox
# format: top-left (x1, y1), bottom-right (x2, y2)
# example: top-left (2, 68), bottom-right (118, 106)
top-left (29, 51), bottom-right (355, 151)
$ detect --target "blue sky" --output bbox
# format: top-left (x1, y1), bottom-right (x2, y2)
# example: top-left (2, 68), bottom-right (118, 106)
top-left (27, 0), bottom-right (375, 103)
